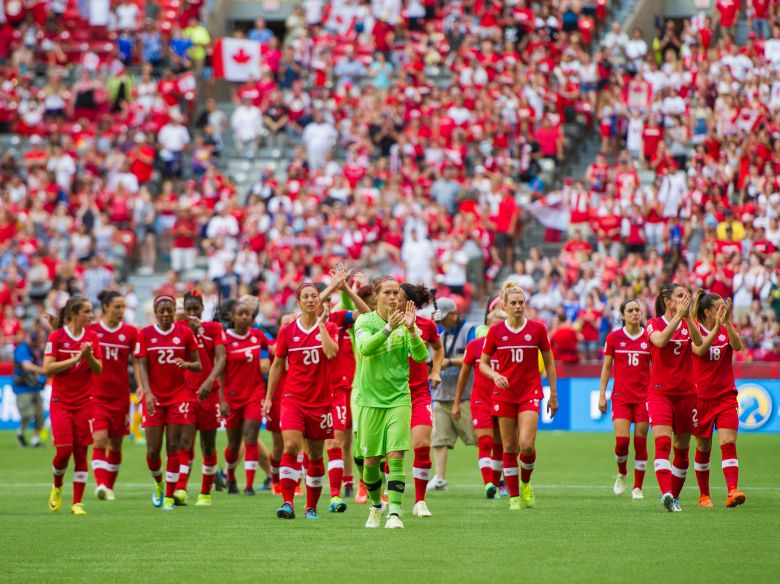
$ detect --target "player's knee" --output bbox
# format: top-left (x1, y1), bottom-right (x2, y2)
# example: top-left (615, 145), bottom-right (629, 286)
top-left (719, 437), bottom-right (736, 447)
top-left (519, 445), bottom-right (534, 457)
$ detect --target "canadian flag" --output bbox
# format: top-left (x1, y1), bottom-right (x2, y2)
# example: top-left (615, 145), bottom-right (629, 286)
top-left (213, 38), bottom-right (263, 82)
top-left (527, 192), bottom-right (570, 232)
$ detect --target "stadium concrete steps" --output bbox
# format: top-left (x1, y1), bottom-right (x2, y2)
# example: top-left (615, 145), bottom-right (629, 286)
top-left (128, 272), bottom-right (168, 325)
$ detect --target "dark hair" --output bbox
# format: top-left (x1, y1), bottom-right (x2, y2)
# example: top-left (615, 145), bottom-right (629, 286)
top-left (400, 283), bottom-right (432, 309)
top-left (693, 289), bottom-right (721, 322)
top-left (216, 299), bottom-right (237, 330)
top-left (619, 298), bottom-right (641, 325)
top-left (57, 296), bottom-right (90, 329)
top-left (97, 290), bottom-right (122, 309)
top-left (295, 282), bottom-right (319, 300)
top-left (484, 294), bottom-right (501, 324)
top-left (654, 283), bottom-right (682, 317)
top-left (357, 285), bottom-right (373, 300)
top-left (183, 290), bottom-right (204, 308)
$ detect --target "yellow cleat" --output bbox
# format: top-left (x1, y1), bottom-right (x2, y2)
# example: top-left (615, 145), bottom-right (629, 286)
top-left (195, 494), bottom-right (212, 507)
top-left (49, 486), bottom-right (62, 512)
top-left (70, 503), bottom-right (87, 515)
top-left (509, 496), bottom-right (522, 510)
top-left (521, 482), bottom-right (536, 508)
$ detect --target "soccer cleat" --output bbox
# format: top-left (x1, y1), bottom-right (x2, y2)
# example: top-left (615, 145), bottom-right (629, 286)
top-left (484, 482), bottom-right (497, 499)
top-left (521, 482), bottom-right (536, 508)
top-left (412, 500), bottom-right (432, 517)
top-left (355, 481), bottom-right (368, 504)
top-left (95, 484), bottom-right (109, 500)
top-left (385, 513), bottom-right (404, 529)
top-left (151, 482), bottom-right (164, 508)
top-left (161, 497), bottom-right (175, 511)
top-left (498, 483), bottom-right (510, 498)
top-left (365, 505), bottom-right (383, 528)
top-left (173, 489), bottom-right (188, 506)
top-left (509, 496), bottom-right (523, 510)
top-left (726, 489), bottom-right (746, 508)
top-left (672, 498), bottom-right (682, 512)
top-left (226, 480), bottom-right (240, 495)
top-left (272, 483), bottom-right (282, 495)
top-left (243, 487), bottom-right (255, 496)
top-left (276, 502), bottom-right (295, 519)
top-left (214, 470), bottom-right (227, 492)
top-left (49, 486), bottom-right (62, 512)
top-left (660, 492), bottom-right (674, 512)
top-left (613, 474), bottom-right (626, 496)
top-left (258, 477), bottom-right (272, 492)
top-left (329, 496), bottom-right (347, 513)
top-left (104, 488), bottom-right (115, 501)
top-left (15, 431), bottom-right (27, 448)
top-left (631, 488), bottom-right (644, 500)
top-left (304, 508), bottom-right (319, 520)
top-left (698, 495), bottom-right (713, 508)
top-left (344, 484), bottom-right (354, 498)
top-left (426, 476), bottom-right (448, 491)
top-left (70, 503), bottom-right (87, 516)
top-left (195, 494), bottom-right (212, 507)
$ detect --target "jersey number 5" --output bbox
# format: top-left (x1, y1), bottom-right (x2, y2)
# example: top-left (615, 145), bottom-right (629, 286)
top-left (303, 349), bottom-right (320, 365)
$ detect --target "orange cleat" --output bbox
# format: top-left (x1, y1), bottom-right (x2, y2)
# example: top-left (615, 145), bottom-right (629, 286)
top-left (726, 489), bottom-right (746, 508)
top-left (272, 483), bottom-right (282, 496)
top-left (355, 481), bottom-right (368, 504)
top-left (698, 495), bottom-right (713, 508)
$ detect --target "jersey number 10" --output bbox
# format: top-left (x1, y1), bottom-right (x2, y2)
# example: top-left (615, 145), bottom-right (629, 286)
top-left (510, 348), bottom-right (524, 363)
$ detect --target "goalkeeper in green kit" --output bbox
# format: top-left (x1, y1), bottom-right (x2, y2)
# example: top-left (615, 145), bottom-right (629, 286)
top-left (354, 277), bottom-right (428, 529)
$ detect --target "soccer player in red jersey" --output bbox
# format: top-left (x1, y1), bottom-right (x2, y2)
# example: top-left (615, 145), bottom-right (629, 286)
top-left (453, 308), bottom-right (507, 499)
top-left (319, 270), bottom-right (371, 512)
top-left (89, 291), bottom-right (137, 502)
top-left (221, 301), bottom-right (270, 496)
top-left (598, 299), bottom-right (651, 500)
top-left (264, 283), bottom-right (339, 520)
top-left (174, 291), bottom-right (227, 506)
top-left (691, 292), bottom-right (746, 508)
top-left (267, 311), bottom-right (295, 496)
top-left (135, 295), bottom-right (201, 511)
top-left (646, 283), bottom-right (704, 512)
top-left (43, 296), bottom-right (103, 515)
top-left (398, 283), bottom-right (443, 518)
top-left (479, 282), bottom-right (558, 510)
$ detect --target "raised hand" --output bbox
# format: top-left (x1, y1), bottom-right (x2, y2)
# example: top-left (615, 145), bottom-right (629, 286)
top-left (387, 309), bottom-right (405, 330)
top-left (403, 300), bottom-right (416, 330)
top-left (318, 301), bottom-right (331, 326)
top-left (676, 293), bottom-right (691, 319)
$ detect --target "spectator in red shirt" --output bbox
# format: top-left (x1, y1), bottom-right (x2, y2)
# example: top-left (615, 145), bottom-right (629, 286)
top-left (562, 229), bottom-right (593, 262)
top-left (749, 0), bottom-right (770, 38)
top-left (494, 187), bottom-right (521, 268)
top-left (576, 294), bottom-right (603, 362)
top-left (171, 207), bottom-right (199, 275)
top-left (641, 116), bottom-right (663, 164)
top-left (535, 117), bottom-right (564, 163)
top-left (550, 314), bottom-right (581, 364)
top-left (715, 0), bottom-right (741, 39)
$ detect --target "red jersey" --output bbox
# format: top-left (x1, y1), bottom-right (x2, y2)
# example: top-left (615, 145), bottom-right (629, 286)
top-left (482, 319), bottom-right (551, 404)
top-left (275, 318), bottom-right (338, 408)
top-left (409, 317), bottom-right (439, 397)
top-left (222, 328), bottom-right (267, 404)
top-left (646, 316), bottom-right (695, 395)
top-left (463, 336), bottom-right (497, 405)
top-left (134, 324), bottom-right (199, 406)
top-left (45, 326), bottom-right (102, 408)
top-left (604, 327), bottom-right (651, 404)
top-left (89, 321), bottom-right (137, 409)
top-left (186, 321), bottom-right (226, 394)
top-left (329, 310), bottom-right (356, 392)
top-left (693, 323), bottom-right (736, 400)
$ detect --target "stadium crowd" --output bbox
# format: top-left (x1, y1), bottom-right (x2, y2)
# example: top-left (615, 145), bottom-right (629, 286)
top-left (0, 0), bottom-right (779, 364)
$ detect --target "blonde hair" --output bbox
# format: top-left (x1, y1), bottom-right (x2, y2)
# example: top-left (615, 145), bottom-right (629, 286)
top-left (501, 280), bottom-right (525, 304)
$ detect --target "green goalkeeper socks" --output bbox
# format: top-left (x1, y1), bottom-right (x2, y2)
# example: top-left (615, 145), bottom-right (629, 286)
top-left (363, 464), bottom-right (383, 507)
top-left (387, 457), bottom-right (405, 516)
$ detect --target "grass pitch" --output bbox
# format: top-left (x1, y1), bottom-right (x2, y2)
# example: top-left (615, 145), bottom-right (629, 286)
top-left (2, 431), bottom-right (778, 583)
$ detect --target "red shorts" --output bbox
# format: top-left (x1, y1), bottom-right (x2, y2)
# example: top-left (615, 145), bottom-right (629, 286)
top-left (411, 391), bottom-right (433, 429)
top-left (493, 399), bottom-right (540, 418)
top-left (225, 396), bottom-right (263, 429)
top-left (612, 401), bottom-right (649, 424)
top-left (471, 399), bottom-right (496, 430)
top-left (332, 388), bottom-right (353, 432)
top-left (194, 392), bottom-right (222, 432)
top-left (266, 397), bottom-right (281, 433)
top-left (51, 402), bottom-right (92, 446)
top-left (693, 394), bottom-right (739, 438)
top-left (142, 399), bottom-right (195, 428)
top-left (280, 401), bottom-right (333, 440)
top-left (91, 402), bottom-right (130, 438)
top-left (647, 393), bottom-right (696, 435)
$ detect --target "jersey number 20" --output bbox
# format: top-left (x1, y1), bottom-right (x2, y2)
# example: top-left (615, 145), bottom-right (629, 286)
top-left (303, 349), bottom-right (320, 365)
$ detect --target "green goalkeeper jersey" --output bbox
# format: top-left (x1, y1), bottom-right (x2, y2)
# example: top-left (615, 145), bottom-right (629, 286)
top-left (354, 310), bottom-right (428, 408)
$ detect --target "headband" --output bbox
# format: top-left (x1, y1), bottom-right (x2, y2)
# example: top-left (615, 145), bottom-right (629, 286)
top-left (488, 296), bottom-right (502, 311)
top-left (296, 283), bottom-right (318, 300)
top-left (154, 295), bottom-right (176, 310)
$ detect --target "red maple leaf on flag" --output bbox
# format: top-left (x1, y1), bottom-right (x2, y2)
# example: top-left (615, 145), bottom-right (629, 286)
top-left (232, 48), bottom-right (252, 64)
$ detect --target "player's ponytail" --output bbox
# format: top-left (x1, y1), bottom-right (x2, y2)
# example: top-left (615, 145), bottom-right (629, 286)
top-left (97, 290), bottom-right (122, 310)
top-left (400, 283), bottom-right (432, 309)
top-left (501, 280), bottom-right (524, 305)
top-left (693, 289), bottom-right (721, 323)
top-left (654, 283), bottom-right (681, 317)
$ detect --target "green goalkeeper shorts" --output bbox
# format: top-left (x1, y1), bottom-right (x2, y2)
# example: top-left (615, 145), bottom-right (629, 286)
top-left (357, 405), bottom-right (411, 458)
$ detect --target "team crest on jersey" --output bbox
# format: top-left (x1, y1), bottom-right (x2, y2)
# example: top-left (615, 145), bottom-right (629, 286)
top-left (524, 334), bottom-right (532, 341)
top-left (294, 336), bottom-right (300, 341)
top-left (251, 336), bottom-right (257, 343)
top-left (681, 328), bottom-right (688, 336)
top-left (620, 342), bottom-right (626, 347)
top-left (494, 404), bottom-right (499, 412)
top-left (718, 334), bottom-right (726, 342)
top-left (316, 334), bottom-right (322, 341)
top-left (232, 342), bottom-right (238, 347)
top-left (152, 338), bottom-right (158, 343)
top-left (173, 337), bottom-right (181, 345)
top-left (640, 342), bottom-right (647, 349)
top-left (98, 333), bottom-right (104, 338)
top-left (502, 336), bottom-right (508, 340)
top-left (119, 334), bottom-right (126, 341)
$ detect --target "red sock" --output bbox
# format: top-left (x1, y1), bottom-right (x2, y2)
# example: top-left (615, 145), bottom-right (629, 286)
top-left (270, 457), bottom-right (281, 487)
top-left (175, 449), bottom-right (191, 491)
top-left (106, 450), bottom-right (122, 489)
top-left (653, 436), bottom-right (672, 495)
top-left (519, 450), bottom-right (536, 484)
top-left (224, 447), bottom-right (239, 482)
top-left (477, 435), bottom-right (494, 485)
top-left (279, 453), bottom-right (300, 506)
top-left (72, 446), bottom-right (88, 505)
top-left (146, 453), bottom-right (162, 484)
top-left (633, 437), bottom-right (647, 490)
top-left (306, 457), bottom-right (325, 510)
top-left (491, 442), bottom-right (503, 486)
top-left (187, 447), bottom-right (195, 479)
top-left (615, 436), bottom-right (630, 476)
top-left (165, 452), bottom-right (180, 498)
top-left (694, 448), bottom-right (711, 497)
top-left (244, 442), bottom-right (259, 490)
top-left (327, 447), bottom-right (344, 498)
top-left (52, 445), bottom-right (72, 488)
top-left (413, 447), bottom-right (432, 503)
top-left (201, 452), bottom-right (218, 495)
top-left (91, 447), bottom-right (109, 487)
top-left (503, 451), bottom-right (519, 497)
top-left (343, 474), bottom-right (353, 489)
top-left (671, 447), bottom-right (689, 499)
top-left (721, 442), bottom-right (739, 491)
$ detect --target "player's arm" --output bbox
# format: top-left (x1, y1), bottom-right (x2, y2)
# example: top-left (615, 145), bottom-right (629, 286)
top-left (649, 312), bottom-right (683, 348)
top-left (429, 338), bottom-right (443, 387)
top-left (541, 349), bottom-right (558, 418)
top-left (319, 314), bottom-right (339, 360)
top-left (356, 323), bottom-right (392, 356)
top-left (340, 280), bottom-right (371, 315)
top-left (724, 300), bottom-right (742, 351)
top-left (42, 354), bottom-right (81, 376)
top-left (598, 354), bottom-right (614, 413)
top-left (452, 359), bottom-right (472, 421)
top-left (479, 352), bottom-right (509, 388)
top-left (176, 348), bottom-right (202, 372)
top-left (135, 356), bottom-right (158, 416)
top-left (692, 325), bottom-right (720, 356)
top-left (199, 344), bottom-right (226, 400)
top-left (81, 341), bottom-right (102, 374)
top-left (407, 327), bottom-right (428, 363)
top-left (263, 357), bottom-right (285, 417)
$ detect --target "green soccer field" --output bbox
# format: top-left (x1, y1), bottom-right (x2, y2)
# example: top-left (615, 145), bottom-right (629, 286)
top-left (2, 431), bottom-right (779, 583)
